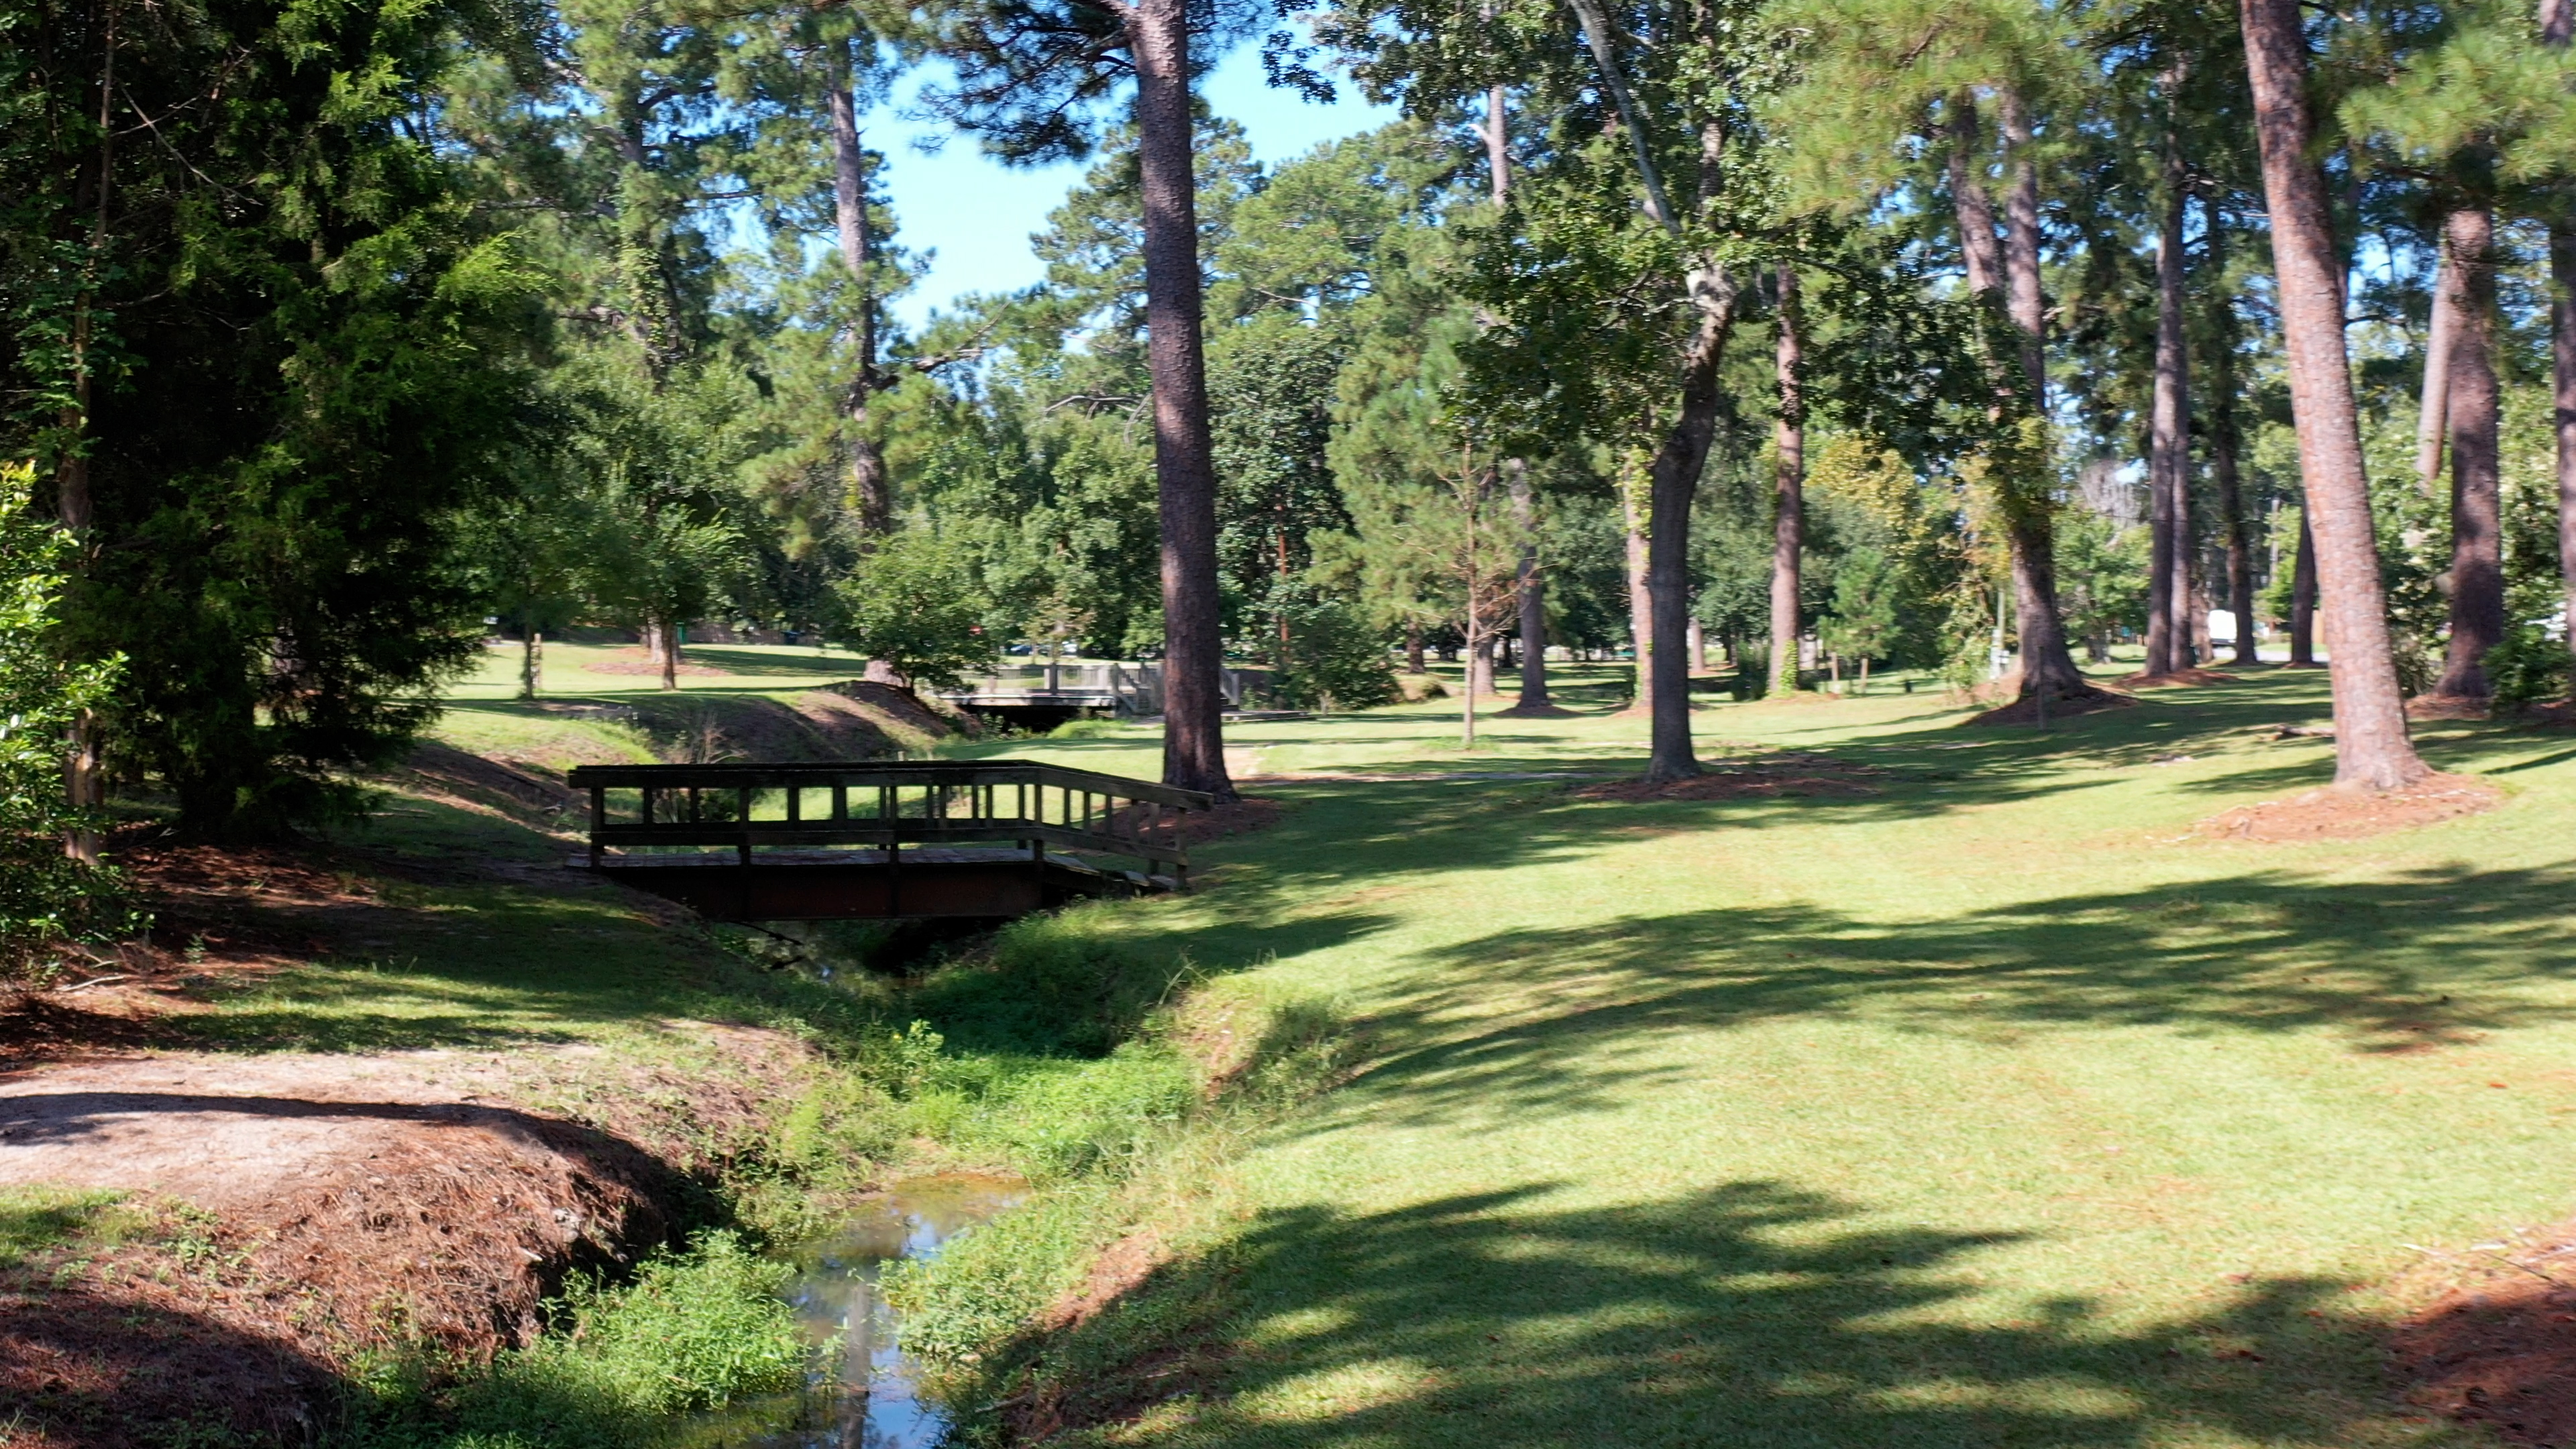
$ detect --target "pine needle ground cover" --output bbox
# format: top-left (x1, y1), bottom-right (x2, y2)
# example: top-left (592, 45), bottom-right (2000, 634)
top-left (932, 667), bottom-right (2573, 1448)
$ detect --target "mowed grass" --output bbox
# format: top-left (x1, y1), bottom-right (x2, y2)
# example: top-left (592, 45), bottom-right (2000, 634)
top-left (928, 665), bottom-right (2572, 1447)
top-left (445, 637), bottom-right (875, 701)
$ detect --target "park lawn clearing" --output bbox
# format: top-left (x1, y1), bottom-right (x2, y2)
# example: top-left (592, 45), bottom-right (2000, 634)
top-left (914, 666), bottom-right (2576, 1448)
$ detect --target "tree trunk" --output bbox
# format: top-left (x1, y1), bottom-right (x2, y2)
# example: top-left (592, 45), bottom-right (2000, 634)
top-left (1130, 0), bottom-right (1233, 800)
top-left (1405, 623), bottom-right (1426, 675)
top-left (2290, 507), bottom-right (2318, 665)
top-left (1997, 91), bottom-right (2090, 700)
top-left (658, 620), bottom-right (680, 690)
top-left (2241, 0), bottom-right (2428, 788)
top-left (60, 0), bottom-right (115, 866)
top-left (2433, 206), bottom-right (2504, 703)
top-left (2206, 215), bottom-right (2259, 665)
top-left (2416, 252), bottom-right (2455, 498)
top-left (2546, 0), bottom-right (2576, 698)
top-left (2147, 125), bottom-right (2192, 677)
top-left (1771, 264), bottom-right (1805, 697)
top-left (521, 612), bottom-right (543, 700)
top-left (1508, 464), bottom-right (1550, 710)
top-left (1470, 636), bottom-right (1497, 696)
top-left (1623, 484), bottom-right (1653, 710)
top-left (1643, 261), bottom-right (1735, 783)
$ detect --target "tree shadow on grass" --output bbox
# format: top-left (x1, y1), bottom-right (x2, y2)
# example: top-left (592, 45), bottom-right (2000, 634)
top-left (995, 1181), bottom-right (2416, 1448)
top-left (1336, 863), bottom-right (2576, 1128)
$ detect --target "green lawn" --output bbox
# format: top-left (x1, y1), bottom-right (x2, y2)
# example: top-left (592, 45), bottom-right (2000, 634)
top-left (922, 666), bottom-right (2567, 1448)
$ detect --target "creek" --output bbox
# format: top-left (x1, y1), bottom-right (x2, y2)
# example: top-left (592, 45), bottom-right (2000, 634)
top-left (681, 1174), bottom-right (1027, 1449)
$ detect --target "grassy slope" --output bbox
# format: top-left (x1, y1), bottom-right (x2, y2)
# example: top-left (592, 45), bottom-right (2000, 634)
top-left (922, 665), bottom-right (2568, 1448)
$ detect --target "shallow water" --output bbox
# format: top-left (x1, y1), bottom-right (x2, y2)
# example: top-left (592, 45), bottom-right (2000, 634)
top-left (685, 1174), bottom-right (1026, 1449)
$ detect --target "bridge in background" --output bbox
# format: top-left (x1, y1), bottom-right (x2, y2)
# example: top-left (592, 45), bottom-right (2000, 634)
top-left (934, 661), bottom-right (1273, 727)
top-left (566, 759), bottom-right (1212, 922)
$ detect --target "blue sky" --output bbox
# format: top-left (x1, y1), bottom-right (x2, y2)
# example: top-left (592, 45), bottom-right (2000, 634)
top-left (868, 49), bottom-right (1399, 329)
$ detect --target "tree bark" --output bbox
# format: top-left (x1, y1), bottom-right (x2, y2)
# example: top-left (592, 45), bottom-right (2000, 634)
top-left (2290, 507), bottom-right (2318, 665)
top-left (2555, 225), bottom-right (2576, 701)
top-left (1623, 482), bottom-right (1653, 709)
top-left (2241, 0), bottom-right (2428, 786)
top-left (2147, 123), bottom-right (2192, 677)
top-left (2546, 0), bottom-right (2576, 699)
top-left (658, 619), bottom-right (680, 690)
top-left (1771, 264), bottom-right (1805, 697)
top-left (2206, 213), bottom-right (2259, 665)
top-left (1130, 0), bottom-right (1233, 799)
top-left (1643, 262), bottom-right (1735, 782)
top-left (1405, 623), bottom-right (1426, 674)
top-left (1511, 470), bottom-right (1551, 710)
top-left (2415, 252), bottom-right (2455, 498)
top-left (2433, 206), bottom-right (2504, 702)
top-left (1996, 91), bottom-right (2090, 699)
top-left (58, 0), bottom-right (115, 865)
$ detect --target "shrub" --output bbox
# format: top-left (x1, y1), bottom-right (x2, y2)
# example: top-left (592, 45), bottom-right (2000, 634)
top-left (0, 463), bottom-right (133, 974)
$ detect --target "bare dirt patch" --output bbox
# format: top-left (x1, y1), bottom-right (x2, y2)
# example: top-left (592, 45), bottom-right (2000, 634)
top-left (0, 1028), bottom-right (818, 1446)
top-left (586, 649), bottom-right (733, 679)
top-left (2115, 666), bottom-right (2247, 689)
top-left (2199, 773), bottom-right (2502, 842)
top-left (1108, 797), bottom-right (1285, 851)
top-left (1966, 688), bottom-right (2138, 727)
top-left (2409, 693), bottom-right (2497, 722)
top-left (1575, 751), bottom-right (1884, 801)
top-left (2391, 1226), bottom-right (2576, 1446)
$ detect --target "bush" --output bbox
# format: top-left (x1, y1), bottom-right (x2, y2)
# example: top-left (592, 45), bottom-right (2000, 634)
top-left (345, 1230), bottom-right (816, 1447)
top-left (1271, 599), bottom-right (1399, 712)
top-left (830, 528), bottom-right (994, 698)
top-left (1730, 641), bottom-right (1771, 701)
top-left (2489, 620), bottom-right (2571, 711)
top-left (0, 464), bottom-right (133, 973)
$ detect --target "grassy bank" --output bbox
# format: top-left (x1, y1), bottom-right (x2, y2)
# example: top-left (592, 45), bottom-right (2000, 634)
top-left (870, 664), bottom-right (2576, 1448)
top-left (3, 669), bottom-right (1344, 1446)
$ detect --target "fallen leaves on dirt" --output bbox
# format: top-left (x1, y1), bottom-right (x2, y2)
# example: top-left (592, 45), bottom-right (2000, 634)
top-left (2407, 694), bottom-right (2495, 722)
top-left (1575, 751), bottom-right (1884, 801)
top-left (2391, 1226), bottom-right (2576, 1447)
top-left (2200, 773), bottom-right (2502, 842)
top-left (1966, 688), bottom-right (2139, 727)
top-left (2115, 666), bottom-right (2249, 690)
top-left (1108, 796), bottom-right (1283, 849)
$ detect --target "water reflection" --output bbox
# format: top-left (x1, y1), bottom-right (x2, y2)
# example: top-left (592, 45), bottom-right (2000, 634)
top-left (688, 1174), bottom-right (1026, 1449)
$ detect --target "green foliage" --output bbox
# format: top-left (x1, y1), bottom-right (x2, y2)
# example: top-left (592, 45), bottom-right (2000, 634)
top-left (1, 0), bottom-right (556, 836)
top-left (1270, 596), bottom-right (1401, 712)
top-left (830, 528), bottom-right (994, 696)
top-left (0, 465), bottom-right (131, 967)
top-left (345, 1232), bottom-right (815, 1447)
top-left (1818, 548), bottom-right (1900, 674)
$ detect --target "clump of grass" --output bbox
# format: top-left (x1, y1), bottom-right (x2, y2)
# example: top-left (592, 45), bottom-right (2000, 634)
top-left (343, 1230), bottom-right (816, 1447)
top-left (0, 1183), bottom-right (150, 1271)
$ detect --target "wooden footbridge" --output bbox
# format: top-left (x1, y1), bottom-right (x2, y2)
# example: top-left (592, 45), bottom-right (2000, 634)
top-left (564, 760), bottom-right (1212, 922)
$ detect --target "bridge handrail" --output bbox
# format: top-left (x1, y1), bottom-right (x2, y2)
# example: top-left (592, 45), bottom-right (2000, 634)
top-left (564, 757), bottom-right (1212, 881)
top-left (564, 759), bottom-right (1212, 811)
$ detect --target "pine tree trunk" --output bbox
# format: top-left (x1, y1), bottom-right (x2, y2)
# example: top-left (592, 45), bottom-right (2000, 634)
top-left (1469, 636), bottom-right (1496, 697)
top-left (1771, 264), bottom-right (1805, 698)
top-left (2206, 217), bottom-right (2259, 665)
top-left (2147, 140), bottom-right (2192, 676)
top-left (1130, 0), bottom-right (1233, 800)
top-left (2554, 223), bottom-right (2576, 699)
top-left (2546, 0), bottom-right (2576, 699)
top-left (2416, 253), bottom-right (2454, 497)
top-left (59, 0), bottom-right (114, 866)
top-left (2241, 0), bottom-right (2429, 788)
top-left (1997, 91), bottom-right (2090, 700)
top-left (1509, 464), bottom-right (1550, 710)
top-left (1405, 623), bottom-right (1426, 675)
top-left (2291, 508), bottom-right (2318, 666)
top-left (2434, 207), bottom-right (2504, 703)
